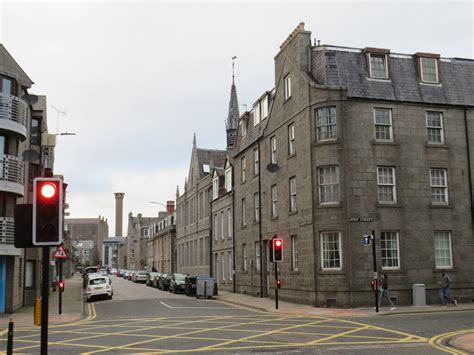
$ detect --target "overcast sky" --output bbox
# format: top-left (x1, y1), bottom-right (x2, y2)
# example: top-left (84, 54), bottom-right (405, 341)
top-left (1, 1), bottom-right (472, 236)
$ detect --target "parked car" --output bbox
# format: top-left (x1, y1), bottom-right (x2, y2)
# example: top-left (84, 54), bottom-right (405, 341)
top-left (99, 267), bottom-right (108, 276)
top-left (123, 270), bottom-right (131, 280)
top-left (83, 272), bottom-right (100, 288)
top-left (152, 273), bottom-right (163, 288)
top-left (146, 272), bottom-right (159, 287)
top-left (170, 273), bottom-right (187, 293)
top-left (158, 273), bottom-right (172, 291)
top-left (119, 270), bottom-right (127, 278)
top-left (85, 275), bottom-right (113, 302)
top-left (133, 271), bottom-right (148, 283)
top-left (128, 271), bottom-right (136, 281)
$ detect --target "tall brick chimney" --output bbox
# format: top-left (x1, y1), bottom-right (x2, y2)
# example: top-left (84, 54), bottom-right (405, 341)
top-left (166, 200), bottom-right (175, 215)
top-left (114, 193), bottom-right (125, 236)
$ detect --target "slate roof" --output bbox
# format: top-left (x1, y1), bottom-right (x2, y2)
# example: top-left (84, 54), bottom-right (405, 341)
top-left (197, 148), bottom-right (227, 178)
top-left (312, 46), bottom-right (474, 107)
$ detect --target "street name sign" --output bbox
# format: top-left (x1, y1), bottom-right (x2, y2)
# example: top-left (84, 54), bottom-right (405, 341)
top-left (349, 217), bottom-right (374, 222)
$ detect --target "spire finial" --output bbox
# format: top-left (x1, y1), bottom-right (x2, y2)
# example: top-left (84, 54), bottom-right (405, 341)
top-left (231, 56), bottom-right (237, 85)
top-left (193, 132), bottom-right (196, 148)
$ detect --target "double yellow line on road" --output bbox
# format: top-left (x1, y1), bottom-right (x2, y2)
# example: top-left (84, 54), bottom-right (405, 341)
top-left (428, 329), bottom-right (473, 354)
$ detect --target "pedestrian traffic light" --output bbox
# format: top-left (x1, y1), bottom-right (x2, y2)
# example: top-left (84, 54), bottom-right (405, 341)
top-left (273, 238), bottom-right (283, 262)
top-left (363, 235), bottom-right (372, 246)
top-left (58, 280), bottom-right (65, 291)
top-left (33, 177), bottom-right (63, 246)
top-left (370, 279), bottom-right (377, 291)
top-left (276, 278), bottom-right (281, 289)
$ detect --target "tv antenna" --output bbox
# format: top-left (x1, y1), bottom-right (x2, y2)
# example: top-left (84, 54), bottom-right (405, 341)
top-left (51, 105), bottom-right (67, 134)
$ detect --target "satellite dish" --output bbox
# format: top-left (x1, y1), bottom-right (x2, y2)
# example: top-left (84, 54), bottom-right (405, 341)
top-left (21, 94), bottom-right (39, 105)
top-left (266, 163), bottom-right (280, 173)
top-left (22, 149), bottom-right (40, 162)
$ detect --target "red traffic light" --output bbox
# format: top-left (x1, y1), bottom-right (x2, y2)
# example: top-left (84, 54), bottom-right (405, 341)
top-left (275, 240), bottom-right (282, 247)
top-left (40, 182), bottom-right (57, 199)
top-left (59, 280), bottom-right (64, 289)
top-left (276, 279), bottom-right (281, 289)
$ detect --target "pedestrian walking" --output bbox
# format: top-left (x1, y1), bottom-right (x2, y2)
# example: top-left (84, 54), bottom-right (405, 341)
top-left (440, 270), bottom-right (457, 306)
top-left (379, 273), bottom-right (396, 310)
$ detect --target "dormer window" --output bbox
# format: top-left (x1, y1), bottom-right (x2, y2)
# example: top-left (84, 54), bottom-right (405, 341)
top-left (202, 164), bottom-right (210, 173)
top-left (369, 53), bottom-right (388, 79)
top-left (420, 57), bottom-right (439, 83)
top-left (240, 118), bottom-right (247, 137)
top-left (212, 175), bottom-right (219, 200)
top-left (253, 102), bottom-right (261, 126)
top-left (284, 74), bottom-right (292, 100)
top-left (262, 95), bottom-right (269, 119)
top-left (225, 166), bottom-right (232, 191)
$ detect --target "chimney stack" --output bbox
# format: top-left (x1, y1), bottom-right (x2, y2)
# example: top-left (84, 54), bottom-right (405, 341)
top-left (166, 200), bottom-right (175, 215)
top-left (114, 193), bottom-right (125, 236)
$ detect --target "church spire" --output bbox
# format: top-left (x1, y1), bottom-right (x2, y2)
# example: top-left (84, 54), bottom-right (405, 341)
top-left (226, 56), bottom-right (239, 149)
top-left (193, 132), bottom-right (197, 149)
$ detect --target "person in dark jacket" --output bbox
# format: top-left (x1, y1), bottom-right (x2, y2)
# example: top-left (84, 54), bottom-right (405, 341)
top-left (379, 273), bottom-right (396, 310)
top-left (440, 270), bottom-right (457, 306)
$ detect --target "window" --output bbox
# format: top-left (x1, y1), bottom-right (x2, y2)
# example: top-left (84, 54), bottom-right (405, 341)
top-left (271, 185), bottom-right (278, 218)
top-left (253, 192), bottom-right (260, 222)
top-left (241, 198), bottom-right (246, 226)
top-left (253, 102), bottom-right (261, 126)
top-left (255, 242), bottom-right (260, 272)
top-left (0, 75), bottom-right (15, 95)
top-left (270, 136), bottom-right (277, 164)
top-left (377, 167), bottom-right (397, 203)
top-left (202, 164), bottom-right (210, 173)
top-left (288, 124), bottom-right (295, 155)
top-left (369, 53), bottom-right (388, 79)
top-left (243, 243), bottom-right (247, 271)
top-left (316, 107), bottom-right (337, 141)
top-left (225, 167), bottom-right (232, 191)
top-left (284, 74), bottom-right (291, 100)
top-left (380, 231), bottom-right (400, 269)
top-left (289, 176), bottom-right (297, 212)
top-left (130, 249), bottom-right (135, 258)
top-left (241, 119), bottom-right (247, 137)
top-left (142, 228), bottom-right (149, 237)
top-left (228, 251), bottom-right (233, 280)
top-left (25, 260), bottom-right (35, 288)
top-left (374, 109), bottom-right (393, 142)
top-left (221, 252), bottom-right (226, 281)
top-left (321, 232), bottom-right (341, 270)
top-left (291, 236), bottom-right (299, 271)
top-left (426, 112), bottom-right (444, 144)
top-left (214, 214), bottom-right (218, 240)
top-left (31, 117), bottom-right (41, 145)
top-left (227, 208), bottom-right (232, 238)
top-left (252, 148), bottom-right (259, 175)
top-left (421, 57), bottom-right (439, 83)
top-left (318, 166), bottom-right (339, 204)
top-left (241, 156), bottom-right (246, 183)
top-left (262, 95), bottom-right (268, 119)
top-left (430, 168), bottom-right (448, 204)
top-left (214, 253), bottom-right (219, 281)
top-left (434, 231), bottom-right (452, 269)
top-left (212, 177), bottom-right (219, 199)
top-left (221, 211), bottom-right (225, 239)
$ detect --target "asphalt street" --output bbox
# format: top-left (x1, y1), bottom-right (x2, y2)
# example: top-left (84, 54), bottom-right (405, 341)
top-left (4, 275), bottom-right (472, 354)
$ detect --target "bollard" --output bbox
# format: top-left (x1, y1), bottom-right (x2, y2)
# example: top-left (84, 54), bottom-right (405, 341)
top-left (34, 297), bottom-right (42, 326)
top-left (7, 318), bottom-right (13, 355)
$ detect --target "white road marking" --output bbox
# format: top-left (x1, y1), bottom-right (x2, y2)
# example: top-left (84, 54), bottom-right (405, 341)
top-left (160, 301), bottom-right (174, 308)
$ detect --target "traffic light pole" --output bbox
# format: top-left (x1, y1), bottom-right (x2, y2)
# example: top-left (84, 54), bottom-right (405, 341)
top-left (41, 246), bottom-right (50, 355)
top-left (372, 230), bottom-right (379, 313)
top-left (58, 259), bottom-right (62, 315)
top-left (274, 262), bottom-right (278, 310)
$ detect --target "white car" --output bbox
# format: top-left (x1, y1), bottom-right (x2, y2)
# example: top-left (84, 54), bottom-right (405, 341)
top-left (85, 275), bottom-right (113, 301)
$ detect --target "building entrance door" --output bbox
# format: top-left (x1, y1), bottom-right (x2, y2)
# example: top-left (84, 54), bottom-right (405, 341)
top-left (0, 257), bottom-right (6, 314)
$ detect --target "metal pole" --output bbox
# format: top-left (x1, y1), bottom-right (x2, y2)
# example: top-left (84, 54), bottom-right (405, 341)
top-left (59, 259), bottom-right (62, 315)
top-left (6, 318), bottom-right (13, 355)
top-left (41, 246), bottom-right (50, 355)
top-left (372, 230), bottom-right (378, 313)
top-left (274, 262), bottom-right (278, 310)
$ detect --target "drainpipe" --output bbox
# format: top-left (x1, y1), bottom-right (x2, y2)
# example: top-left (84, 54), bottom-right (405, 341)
top-left (232, 183), bottom-right (236, 293)
top-left (464, 107), bottom-right (474, 225)
top-left (258, 141), bottom-right (263, 298)
top-left (209, 194), bottom-right (213, 277)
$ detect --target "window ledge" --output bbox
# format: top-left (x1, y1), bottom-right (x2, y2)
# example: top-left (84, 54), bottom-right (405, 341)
top-left (430, 204), bottom-right (453, 209)
top-left (433, 268), bottom-right (457, 273)
top-left (314, 139), bottom-right (339, 146)
top-left (317, 203), bottom-right (341, 209)
top-left (270, 216), bottom-right (279, 221)
top-left (287, 153), bottom-right (296, 160)
top-left (291, 270), bottom-right (300, 275)
top-left (253, 221), bottom-right (260, 225)
top-left (372, 140), bottom-right (397, 146)
top-left (376, 203), bottom-right (401, 208)
top-left (367, 77), bottom-right (391, 82)
top-left (283, 96), bottom-right (292, 104)
top-left (420, 81), bottom-right (442, 87)
top-left (288, 210), bottom-right (298, 216)
top-left (241, 224), bottom-right (248, 229)
top-left (241, 181), bottom-right (247, 185)
top-left (425, 143), bottom-right (449, 149)
top-left (253, 173), bottom-right (259, 178)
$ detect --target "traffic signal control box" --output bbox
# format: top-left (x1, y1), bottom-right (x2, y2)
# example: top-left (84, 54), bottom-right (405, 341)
top-left (33, 177), bottom-right (63, 246)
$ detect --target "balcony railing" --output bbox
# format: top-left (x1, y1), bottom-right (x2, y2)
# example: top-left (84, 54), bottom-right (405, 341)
top-left (0, 94), bottom-right (28, 127)
top-left (0, 217), bottom-right (15, 246)
top-left (1, 154), bottom-right (24, 185)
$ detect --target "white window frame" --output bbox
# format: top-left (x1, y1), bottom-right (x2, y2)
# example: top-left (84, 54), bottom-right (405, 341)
top-left (228, 251), bottom-right (233, 280)
top-left (212, 176), bottom-right (219, 200)
top-left (241, 119), bottom-right (247, 137)
top-left (318, 166), bottom-right (339, 204)
top-left (289, 176), bottom-right (297, 212)
top-left (288, 123), bottom-right (295, 155)
top-left (320, 231), bottom-right (342, 270)
top-left (377, 166), bottom-right (397, 204)
top-left (254, 102), bottom-right (261, 126)
top-left (316, 107), bottom-right (337, 142)
top-left (291, 236), bottom-right (299, 271)
top-left (426, 111), bottom-right (445, 144)
top-left (430, 168), bottom-right (449, 205)
top-left (241, 198), bottom-right (246, 226)
top-left (221, 211), bottom-right (225, 239)
top-left (255, 241), bottom-right (260, 272)
top-left (243, 243), bottom-right (247, 272)
top-left (380, 231), bottom-right (400, 270)
top-left (271, 184), bottom-right (278, 218)
top-left (374, 108), bottom-right (393, 142)
top-left (253, 148), bottom-right (259, 175)
top-left (227, 208), bottom-right (232, 238)
top-left (221, 252), bottom-right (226, 281)
top-left (241, 156), bottom-right (246, 183)
top-left (284, 74), bottom-right (291, 100)
top-left (254, 192), bottom-right (259, 222)
top-left (214, 214), bottom-right (218, 241)
top-left (270, 136), bottom-right (277, 164)
top-left (434, 231), bottom-right (453, 269)
top-left (225, 167), bottom-right (232, 191)
top-left (420, 57), bottom-right (439, 84)
top-left (262, 95), bottom-right (268, 119)
top-left (369, 53), bottom-right (388, 79)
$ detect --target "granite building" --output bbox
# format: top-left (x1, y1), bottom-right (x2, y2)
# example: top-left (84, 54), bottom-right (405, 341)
top-left (148, 202), bottom-right (176, 273)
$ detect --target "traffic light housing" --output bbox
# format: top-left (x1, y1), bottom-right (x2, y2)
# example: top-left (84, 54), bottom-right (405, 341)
top-left (272, 238), bottom-right (283, 262)
top-left (363, 235), bottom-right (373, 246)
top-left (33, 177), bottom-right (63, 246)
top-left (370, 279), bottom-right (378, 291)
top-left (58, 280), bottom-right (65, 291)
top-left (276, 278), bottom-right (281, 289)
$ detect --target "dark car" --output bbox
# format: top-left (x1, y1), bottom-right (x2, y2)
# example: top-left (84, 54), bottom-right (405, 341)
top-left (146, 272), bottom-right (159, 287)
top-left (158, 273), bottom-right (172, 291)
top-left (170, 273), bottom-right (187, 293)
